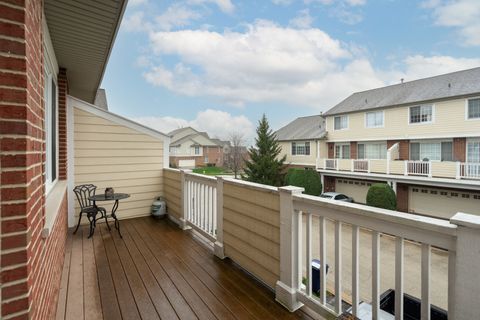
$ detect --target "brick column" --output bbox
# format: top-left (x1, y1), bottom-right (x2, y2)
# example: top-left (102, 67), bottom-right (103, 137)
top-left (58, 68), bottom-right (68, 179)
top-left (396, 183), bottom-right (409, 212)
top-left (387, 140), bottom-right (410, 160)
top-left (327, 142), bottom-right (335, 158)
top-left (323, 176), bottom-right (336, 192)
top-left (453, 138), bottom-right (466, 162)
top-left (350, 141), bottom-right (357, 159)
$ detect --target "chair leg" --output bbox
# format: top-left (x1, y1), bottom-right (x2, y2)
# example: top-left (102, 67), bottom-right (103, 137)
top-left (73, 212), bottom-right (83, 234)
top-left (87, 215), bottom-right (95, 239)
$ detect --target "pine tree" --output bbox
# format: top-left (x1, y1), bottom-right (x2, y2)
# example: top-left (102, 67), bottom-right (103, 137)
top-left (243, 114), bottom-right (286, 186)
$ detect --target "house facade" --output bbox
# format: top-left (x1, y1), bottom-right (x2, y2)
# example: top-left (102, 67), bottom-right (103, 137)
top-left (169, 127), bottom-right (224, 168)
top-left (275, 115), bottom-right (327, 169)
top-left (317, 68), bottom-right (480, 219)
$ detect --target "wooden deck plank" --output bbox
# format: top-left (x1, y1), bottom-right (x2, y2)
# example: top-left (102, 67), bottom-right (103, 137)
top-left (83, 228), bottom-right (103, 320)
top-left (55, 233), bottom-right (73, 320)
top-left (134, 219), bottom-right (237, 320)
top-left (125, 221), bottom-right (216, 320)
top-left (92, 225), bottom-right (122, 320)
top-left (119, 223), bottom-right (179, 320)
top-left (122, 222), bottom-right (198, 320)
top-left (65, 231), bottom-right (84, 319)
top-left (100, 226), bottom-right (141, 320)
top-left (136, 218), bottom-right (256, 320)
top-left (109, 226), bottom-right (161, 320)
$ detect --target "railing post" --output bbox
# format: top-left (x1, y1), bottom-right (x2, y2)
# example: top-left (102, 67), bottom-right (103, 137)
top-left (335, 159), bottom-right (339, 171)
top-left (387, 150), bottom-right (391, 174)
top-left (179, 169), bottom-right (191, 230)
top-left (367, 159), bottom-right (371, 173)
top-left (276, 186), bottom-right (304, 312)
top-left (455, 161), bottom-right (461, 179)
top-left (214, 177), bottom-right (225, 259)
top-left (351, 159), bottom-right (354, 172)
top-left (428, 160), bottom-right (432, 178)
top-left (404, 160), bottom-right (408, 176)
top-left (449, 212), bottom-right (480, 319)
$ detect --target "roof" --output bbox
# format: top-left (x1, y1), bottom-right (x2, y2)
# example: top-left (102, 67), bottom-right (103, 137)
top-left (275, 115), bottom-right (326, 141)
top-left (170, 131), bottom-right (220, 147)
top-left (44, 0), bottom-right (127, 103)
top-left (94, 89), bottom-right (109, 110)
top-left (324, 67), bottom-right (480, 116)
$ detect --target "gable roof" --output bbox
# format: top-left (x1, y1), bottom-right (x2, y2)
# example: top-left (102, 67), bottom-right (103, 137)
top-left (275, 115), bottom-right (326, 141)
top-left (324, 67), bottom-right (480, 116)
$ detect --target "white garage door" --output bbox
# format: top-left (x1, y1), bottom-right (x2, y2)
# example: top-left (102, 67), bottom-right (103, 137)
top-left (178, 159), bottom-right (195, 168)
top-left (335, 179), bottom-right (372, 204)
top-left (409, 187), bottom-right (480, 219)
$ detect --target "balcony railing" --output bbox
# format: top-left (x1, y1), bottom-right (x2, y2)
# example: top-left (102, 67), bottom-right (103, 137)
top-left (325, 159), bottom-right (337, 170)
top-left (405, 160), bottom-right (431, 177)
top-left (459, 162), bottom-right (480, 179)
top-left (352, 159), bottom-right (369, 172)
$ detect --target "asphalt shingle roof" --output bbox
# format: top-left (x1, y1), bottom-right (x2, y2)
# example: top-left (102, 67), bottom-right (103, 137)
top-left (275, 115), bottom-right (326, 141)
top-left (324, 67), bottom-right (480, 116)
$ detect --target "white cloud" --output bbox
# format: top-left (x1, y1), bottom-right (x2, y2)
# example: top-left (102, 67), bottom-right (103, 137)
top-left (289, 9), bottom-right (314, 28)
top-left (424, 0), bottom-right (480, 46)
top-left (129, 0), bottom-right (148, 6)
top-left (272, 0), bottom-right (294, 5)
top-left (188, 0), bottom-right (235, 14)
top-left (133, 109), bottom-right (255, 141)
top-left (123, 11), bottom-right (151, 32)
top-left (155, 4), bottom-right (202, 31)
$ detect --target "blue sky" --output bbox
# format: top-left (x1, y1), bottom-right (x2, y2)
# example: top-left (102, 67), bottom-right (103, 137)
top-left (101, 0), bottom-right (480, 144)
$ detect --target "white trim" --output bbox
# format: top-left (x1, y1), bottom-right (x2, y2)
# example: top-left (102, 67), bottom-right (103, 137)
top-left (364, 110), bottom-right (385, 128)
top-left (408, 104), bottom-right (435, 125)
top-left (333, 115), bottom-right (349, 131)
top-left (43, 181), bottom-right (67, 237)
top-left (42, 15), bottom-right (58, 77)
top-left (67, 98), bottom-right (75, 227)
top-left (291, 141), bottom-right (312, 156)
top-left (326, 133), bottom-right (480, 143)
top-left (68, 95), bottom-right (169, 140)
top-left (465, 97), bottom-right (480, 121)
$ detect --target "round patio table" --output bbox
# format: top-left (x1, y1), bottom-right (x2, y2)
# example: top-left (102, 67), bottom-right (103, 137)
top-left (89, 193), bottom-right (130, 238)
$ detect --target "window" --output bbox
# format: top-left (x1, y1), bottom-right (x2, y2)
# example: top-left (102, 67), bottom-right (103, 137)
top-left (44, 68), bottom-right (58, 193)
top-left (291, 141), bottom-right (310, 155)
top-left (335, 144), bottom-right (350, 159)
top-left (357, 143), bottom-right (387, 159)
top-left (409, 105), bottom-right (433, 124)
top-left (468, 98), bottom-right (480, 119)
top-left (194, 146), bottom-right (200, 155)
top-left (334, 115), bottom-right (348, 130)
top-left (365, 111), bottom-right (384, 128)
top-left (410, 141), bottom-right (452, 161)
top-left (204, 157), bottom-right (208, 163)
top-left (467, 140), bottom-right (480, 163)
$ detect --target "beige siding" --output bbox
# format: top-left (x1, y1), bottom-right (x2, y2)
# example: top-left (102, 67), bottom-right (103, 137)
top-left (278, 140), bottom-right (318, 166)
top-left (222, 180), bottom-right (280, 288)
top-left (370, 159), bottom-right (387, 173)
top-left (326, 98), bottom-right (480, 142)
top-left (338, 159), bottom-right (351, 171)
top-left (163, 169), bottom-right (182, 219)
top-left (389, 161), bottom-right (405, 175)
top-left (73, 107), bottom-right (164, 221)
top-left (431, 161), bottom-right (457, 178)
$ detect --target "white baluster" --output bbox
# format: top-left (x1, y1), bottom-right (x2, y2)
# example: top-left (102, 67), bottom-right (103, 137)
top-left (306, 213), bottom-right (312, 296)
top-left (372, 231), bottom-right (380, 320)
top-left (421, 244), bottom-right (431, 320)
top-left (335, 221), bottom-right (342, 314)
top-left (319, 217), bottom-right (327, 305)
top-left (352, 225), bottom-right (359, 316)
top-left (395, 237), bottom-right (404, 320)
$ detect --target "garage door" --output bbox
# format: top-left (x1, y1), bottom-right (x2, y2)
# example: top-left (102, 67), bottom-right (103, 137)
top-left (409, 187), bottom-right (480, 219)
top-left (178, 159), bottom-right (195, 168)
top-left (335, 179), bottom-right (372, 204)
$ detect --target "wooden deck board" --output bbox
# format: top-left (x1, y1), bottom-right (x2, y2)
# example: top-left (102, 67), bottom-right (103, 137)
top-left (57, 217), bottom-right (318, 320)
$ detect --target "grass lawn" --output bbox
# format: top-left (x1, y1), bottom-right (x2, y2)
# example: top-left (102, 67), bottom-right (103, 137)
top-left (192, 167), bottom-right (230, 176)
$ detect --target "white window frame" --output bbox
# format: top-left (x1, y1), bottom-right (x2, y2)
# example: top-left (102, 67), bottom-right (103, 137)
top-left (44, 51), bottom-right (59, 195)
top-left (194, 146), bottom-right (200, 155)
top-left (291, 141), bottom-right (311, 156)
top-left (357, 142), bottom-right (387, 160)
top-left (409, 139), bottom-right (452, 162)
top-left (333, 115), bottom-right (349, 131)
top-left (408, 104), bottom-right (435, 125)
top-left (334, 143), bottom-right (350, 159)
top-left (465, 97), bottom-right (480, 121)
top-left (466, 138), bottom-right (480, 163)
top-left (365, 110), bottom-right (384, 128)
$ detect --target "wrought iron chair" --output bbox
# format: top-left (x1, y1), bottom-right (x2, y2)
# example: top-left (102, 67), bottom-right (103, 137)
top-left (73, 184), bottom-right (109, 236)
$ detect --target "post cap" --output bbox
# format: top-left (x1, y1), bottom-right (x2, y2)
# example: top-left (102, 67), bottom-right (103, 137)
top-left (450, 212), bottom-right (480, 229)
top-left (278, 186), bottom-right (304, 194)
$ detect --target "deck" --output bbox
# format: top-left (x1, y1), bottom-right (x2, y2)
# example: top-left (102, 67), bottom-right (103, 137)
top-left (55, 217), bottom-right (320, 320)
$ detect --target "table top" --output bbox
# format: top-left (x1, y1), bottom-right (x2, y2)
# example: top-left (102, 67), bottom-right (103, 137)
top-left (89, 193), bottom-right (130, 201)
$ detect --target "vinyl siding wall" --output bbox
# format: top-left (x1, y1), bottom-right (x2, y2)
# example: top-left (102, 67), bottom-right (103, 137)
top-left (163, 168), bottom-right (182, 220)
top-left (73, 107), bottom-right (165, 221)
top-left (326, 98), bottom-right (480, 142)
top-left (278, 140), bottom-right (319, 166)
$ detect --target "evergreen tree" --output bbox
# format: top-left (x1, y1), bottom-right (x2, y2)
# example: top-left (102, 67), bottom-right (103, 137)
top-left (243, 114), bottom-right (286, 186)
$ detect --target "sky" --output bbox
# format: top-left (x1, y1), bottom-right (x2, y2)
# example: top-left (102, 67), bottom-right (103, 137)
top-left (101, 0), bottom-right (480, 144)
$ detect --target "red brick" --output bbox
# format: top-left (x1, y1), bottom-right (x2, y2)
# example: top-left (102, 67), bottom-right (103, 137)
top-left (0, 87), bottom-right (26, 104)
top-left (0, 20), bottom-right (24, 38)
top-left (2, 218), bottom-right (27, 233)
top-left (0, 71), bottom-right (27, 88)
top-left (327, 142), bottom-right (334, 158)
top-left (396, 183), bottom-right (409, 212)
top-left (350, 141), bottom-right (357, 159)
top-left (1, 265), bottom-right (28, 283)
top-left (2, 233), bottom-right (27, 250)
top-left (0, 120), bottom-right (27, 134)
top-left (0, 38), bottom-right (25, 55)
top-left (1, 250), bottom-right (27, 267)
top-left (0, 4), bottom-right (24, 23)
top-left (2, 281), bottom-right (28, 300)
top-left (2, 297), bottom-right (29, 316)
top-left (387, 140), bottom-right (409, 160)
top-left (0, 104), bottom-right (26, 119)
top-left (453, 138), bottom-right (466, 162)
top-left (2, 0), bottom-right (26, 6)
top-left (323, 175), bottom-right (335, 192)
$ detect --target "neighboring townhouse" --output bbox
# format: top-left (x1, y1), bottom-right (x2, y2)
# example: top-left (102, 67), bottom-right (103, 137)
top-left (169, 127), bottom-right (224, 168)
top-left (276, 115), bottom-right (327, 169)
top-left (317, 67), bottom-right (480, 219)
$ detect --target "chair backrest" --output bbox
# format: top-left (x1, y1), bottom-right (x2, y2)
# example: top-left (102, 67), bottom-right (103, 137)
top-left (73, 184), bottom-right (97, 210)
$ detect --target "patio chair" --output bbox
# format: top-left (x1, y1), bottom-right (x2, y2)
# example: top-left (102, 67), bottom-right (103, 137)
top-left (73, 184), bottom-right (108, 235)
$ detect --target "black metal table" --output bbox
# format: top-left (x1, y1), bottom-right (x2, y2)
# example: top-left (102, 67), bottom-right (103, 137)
top-left (88, 193), bottom-right (130, 238)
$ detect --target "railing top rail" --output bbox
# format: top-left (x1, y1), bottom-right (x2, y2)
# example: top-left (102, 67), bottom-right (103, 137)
top-left (223, 177), bottom-right (279, 194)
top-left (292, 193), bottom-right (457, 250)
top-left (164, 167), bottom-right (182, 173)
top-left (184, 171), bottom-right (218, 186)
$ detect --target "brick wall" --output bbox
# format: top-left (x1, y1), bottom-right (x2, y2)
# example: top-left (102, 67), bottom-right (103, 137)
top-left (58, 68), bottom-right (68, 179)
top-left (0, 1), bottom-right (68, 318)
top-left (396, 183), bottom-right (409, 212)
top-left (453, 138), bottom-right (466, 162)
top-left (387, 140), bottom-right (410, 160)
top-left (323, 175), bottom-right (335, 192)
top-left (204, 146), bottom-right (223, 167)
top-left (350, 141), bottom-right (357, 159)
top-left (327, 142), bottom-right (334, 158)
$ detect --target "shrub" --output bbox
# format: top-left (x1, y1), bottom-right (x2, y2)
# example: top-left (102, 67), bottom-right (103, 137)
top-left (366, 183), bottom-right (397, 210)
top-left (284, 168), bottom-right (322, 196)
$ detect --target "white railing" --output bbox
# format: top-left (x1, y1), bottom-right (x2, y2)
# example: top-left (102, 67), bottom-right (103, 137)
top-left (405, 160), bottom-right (431, 177)
top-left (352, 159), bottom-right (369, 172)
top-left (276, 186), bottom-right (480, 320)
top-left (459, 162), bottom-right (480, 179)
top-left (325, 159), bottom-right (337, 170)
top-left (183, 172), bottom-right (218, 242)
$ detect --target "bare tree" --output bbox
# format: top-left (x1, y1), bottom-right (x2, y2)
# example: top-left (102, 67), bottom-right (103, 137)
top-left (225, 132), bottom-right (246, 179)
